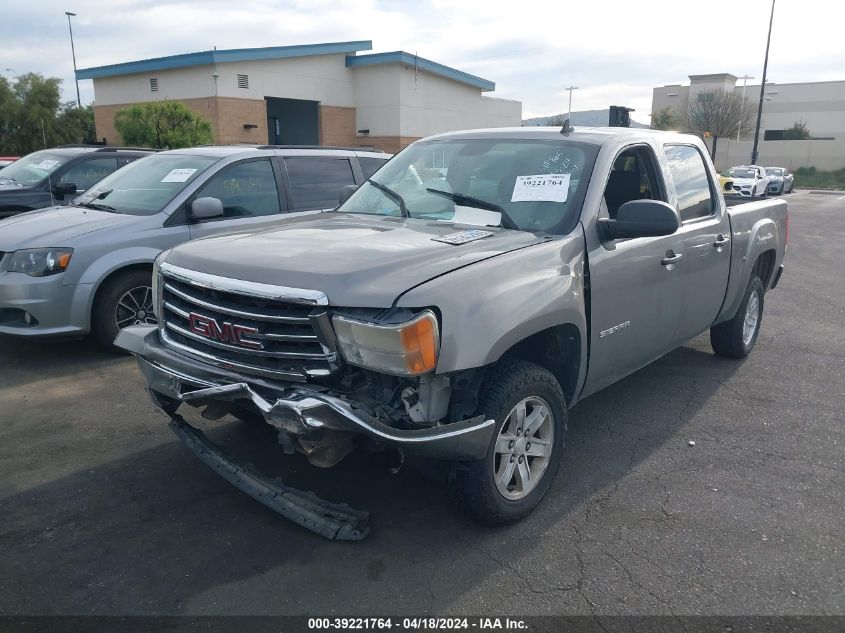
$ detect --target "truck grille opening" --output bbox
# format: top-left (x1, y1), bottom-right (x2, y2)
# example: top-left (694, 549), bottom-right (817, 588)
top-left (159, 272), bottom-right (334, 381)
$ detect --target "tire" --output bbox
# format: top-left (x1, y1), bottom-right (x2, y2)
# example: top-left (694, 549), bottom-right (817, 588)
top-left (449, 359), bottom-right (567, 526)
top-left (91, 269), bottom-right (156, 351)
top-left (710, 275), bottom-right (765, 358)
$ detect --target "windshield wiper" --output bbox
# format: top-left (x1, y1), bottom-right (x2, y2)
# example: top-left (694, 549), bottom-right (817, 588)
top-left (367, 179), bottom-right (409, 218)
top-left (425, 188), bottom-right (519, 230)
top-left (78, 201), bottom-right (120, 213)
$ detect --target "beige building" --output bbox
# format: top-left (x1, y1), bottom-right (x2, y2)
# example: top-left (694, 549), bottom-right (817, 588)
top-left (77, 40), bottom-right (521, 153)
top-left (651, 74), bottom-right (845, 170)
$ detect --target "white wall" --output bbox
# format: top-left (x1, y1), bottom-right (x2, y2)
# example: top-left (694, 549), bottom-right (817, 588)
top-left (352, 65), bottom-right (401, 136)
top-left (214, 54), bottom-right (355, 106)
top-left (395, 65), bottom-right (521, 137)
top-left (92, 64), bottom-right (219, 105)
top-left (712, 138), bottom-right (845, 171)
top-left (91, 54), bottom-right (356, 107)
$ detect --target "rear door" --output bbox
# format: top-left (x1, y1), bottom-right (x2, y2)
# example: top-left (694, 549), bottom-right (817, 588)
top-left (662, 144), bottom-right (732, 342)
top-left (582, 144), bottom-right (685, 395)
top-left (187, 158), bottom-right (288, 240)
top-left (281, 156), bottom-right (357, 212)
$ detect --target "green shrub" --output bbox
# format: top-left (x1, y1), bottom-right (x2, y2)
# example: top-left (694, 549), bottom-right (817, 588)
top-left (793, 166), bottom-right (845, 190)
top-left (115, 101), bottom-right (213, 149)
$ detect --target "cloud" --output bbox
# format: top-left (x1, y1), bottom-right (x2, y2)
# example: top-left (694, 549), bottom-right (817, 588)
top-left (1, 0), bottom-right (841, 125)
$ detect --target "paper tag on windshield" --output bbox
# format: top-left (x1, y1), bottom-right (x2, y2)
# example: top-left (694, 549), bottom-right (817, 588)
top-left (34, 159), bottom-right (60, 170)
top-left (511, 173), bottom-right (570, 203)
top-left (161, 168), bottom-right (197, 183)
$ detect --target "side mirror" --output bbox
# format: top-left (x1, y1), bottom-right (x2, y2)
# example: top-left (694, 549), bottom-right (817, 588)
top-left (189, 196), bottom-right (224, 220)
top-left (338, 184), bottom-right (358, 205)
top-left (598, 200), bottom-right (680, 240)
top-left (53, 182), bottom-right (77, 197)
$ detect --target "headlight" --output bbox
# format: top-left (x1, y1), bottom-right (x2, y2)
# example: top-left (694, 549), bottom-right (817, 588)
top-left (6, 248), bottom-right (73, 277)
top-left (333, 310), bottom-right (440, 376)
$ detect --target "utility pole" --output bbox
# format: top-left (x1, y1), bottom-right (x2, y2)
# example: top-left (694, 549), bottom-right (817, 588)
top-left (565, 86), bottom-right (579, 123)
top-left (65, 11), bottom-right (81, 107)
top-left (737, 73), bottom-right (754, 141)
top-left (751, 0), bottom-right (775, 165)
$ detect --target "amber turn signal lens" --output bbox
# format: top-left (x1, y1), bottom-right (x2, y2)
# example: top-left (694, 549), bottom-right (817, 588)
top-left (400, 313), bottom-right (438, 374)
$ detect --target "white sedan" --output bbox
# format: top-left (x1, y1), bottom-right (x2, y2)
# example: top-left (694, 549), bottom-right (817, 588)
top-left (728, 165), bottom-right (769, 198)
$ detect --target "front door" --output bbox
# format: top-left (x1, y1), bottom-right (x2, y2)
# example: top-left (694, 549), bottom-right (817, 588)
top-left (187, 158), bottom-right (289, 241)
top-left (582, 144), bottom-right (685, 396)
top-left (662, 144), bottom-right (732, 342)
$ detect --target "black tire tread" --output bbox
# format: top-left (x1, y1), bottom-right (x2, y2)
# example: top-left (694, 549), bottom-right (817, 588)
top-left (91, 269), bottom-right (152, 351)
top-left (710, 274), bottom-right (765, 359)
top-left (450, 359), bottom-right (566, 526)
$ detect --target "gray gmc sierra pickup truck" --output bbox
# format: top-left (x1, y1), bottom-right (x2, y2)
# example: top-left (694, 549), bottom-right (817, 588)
top-left (117, 127), bottom-right (788, 539)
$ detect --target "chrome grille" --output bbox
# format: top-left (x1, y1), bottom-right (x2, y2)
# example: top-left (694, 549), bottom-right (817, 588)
top-left (158, 263), bottom-right (335, 381)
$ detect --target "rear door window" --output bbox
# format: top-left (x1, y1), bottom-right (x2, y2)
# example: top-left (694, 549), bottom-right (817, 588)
top-left (60, 157), bottom-right (119, 192)
top-left (284, 157), bottom-right (355, 211)
top-left (663, 145), bottom-right (715, 222)
top-left (358, 157), bottom-right (389, 180)
top-left (195, 159), bottom-right (281, 219)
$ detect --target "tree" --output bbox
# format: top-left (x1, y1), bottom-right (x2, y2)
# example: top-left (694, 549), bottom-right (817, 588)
top-left (650, 107), bottom-right (680, 131)
top-left (0, 72), bottom-right (96, 154)
top-left (783, 120), bottom-right (811, 140)
top-left (547, 114), bottom-right (567, 127)
top-left (114, 101), bottom-right (213, 149)
top-left (685, 90), bottom-right (756, 159)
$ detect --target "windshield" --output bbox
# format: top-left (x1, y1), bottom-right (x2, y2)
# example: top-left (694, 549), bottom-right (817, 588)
top-left (336, 138), bottom-right (597, 233)
top-left (765, 168), bottom-right (784, 176)
top-left (0, 151), bottom-right (72, 186)
top-left (729, 167), bottom-right (758, 179)
top-left (73, 153), bottom-right (219, 215)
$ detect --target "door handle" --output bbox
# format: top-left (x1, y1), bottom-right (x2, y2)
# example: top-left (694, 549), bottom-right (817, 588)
top-left (714, 234), bottom-right (730, 248)
top-left (661, 251), bottom-right (683, 266)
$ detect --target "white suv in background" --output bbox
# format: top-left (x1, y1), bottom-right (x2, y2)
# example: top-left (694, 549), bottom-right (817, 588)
top-left (728, 165), bottom-right (770, 198)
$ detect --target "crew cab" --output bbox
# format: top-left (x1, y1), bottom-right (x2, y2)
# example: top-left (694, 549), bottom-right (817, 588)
top-left (117, 128), bottom-right (787, 539)
top-left (0, 146), bottom-right (154, 218)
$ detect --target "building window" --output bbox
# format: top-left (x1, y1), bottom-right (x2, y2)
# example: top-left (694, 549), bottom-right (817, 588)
top-left (696, 91), bottom-right (715, 103)
top-left (149, 78), bottom-right (159, 92)
top-left (237, 74), bottom-right (249, 89)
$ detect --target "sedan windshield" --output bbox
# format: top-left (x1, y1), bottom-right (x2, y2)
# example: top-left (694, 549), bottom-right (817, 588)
top-left (766, 168), bottom-right (784, 176)
top-left (730, 167), bottom-right (758, 179)
top-left (336, 138), bottom-right (597, 234)
top-left (0, 151), bottom-right (72, 186)
top-left (73, 154), bottom-right (219, 215)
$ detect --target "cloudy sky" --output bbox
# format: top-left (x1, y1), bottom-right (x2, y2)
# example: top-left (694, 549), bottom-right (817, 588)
top-left (2, 0), bottom-right (842, 124)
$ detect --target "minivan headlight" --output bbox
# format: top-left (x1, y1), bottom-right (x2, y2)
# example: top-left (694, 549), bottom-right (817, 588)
top-left (333, 310), bottom-right (440, 376)
top-left (7, 248), bottom-right (73, 277)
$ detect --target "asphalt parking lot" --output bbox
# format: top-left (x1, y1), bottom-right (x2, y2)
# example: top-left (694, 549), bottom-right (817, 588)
top-left (0, 191), bottom-right (842, 617)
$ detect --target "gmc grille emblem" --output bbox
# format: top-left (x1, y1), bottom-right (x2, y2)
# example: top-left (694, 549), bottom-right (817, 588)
top-left (187, 312), bottom-right (264, 350)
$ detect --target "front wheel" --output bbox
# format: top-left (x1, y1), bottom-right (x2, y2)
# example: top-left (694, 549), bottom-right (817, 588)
top-left (92, 269), bottom-right (157, 351)
top-left (710, 275), bottom-right (765, 358)
top-left (450, 360), bottom-right (567, 526)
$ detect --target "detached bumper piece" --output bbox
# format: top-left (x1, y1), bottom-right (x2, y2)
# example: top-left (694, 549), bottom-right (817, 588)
top-left (169, 413), bottom-right (369, 540)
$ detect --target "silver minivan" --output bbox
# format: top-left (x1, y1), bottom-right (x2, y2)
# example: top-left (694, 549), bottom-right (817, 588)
top-left (0, 145), bottom-right (389, 348)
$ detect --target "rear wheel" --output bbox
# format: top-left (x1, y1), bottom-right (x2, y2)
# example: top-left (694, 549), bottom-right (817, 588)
top-left (710, 275), bottom-right (765, 358)
top-left (92, 269), bottom-right (156, 351)
top-left (450, 360), bottom-right (567, 526)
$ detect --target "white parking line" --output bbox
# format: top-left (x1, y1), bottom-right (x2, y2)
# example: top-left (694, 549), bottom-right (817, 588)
top-left (838, 195), bottom-right (845, 201)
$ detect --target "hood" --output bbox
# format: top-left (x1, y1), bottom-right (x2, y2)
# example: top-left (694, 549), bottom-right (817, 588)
top-left (0, 205), bottom-right (141, 251)
top-left (731, 177), bottom-right (759, 186)
top-left (165, 212), bottom-right (546, 306)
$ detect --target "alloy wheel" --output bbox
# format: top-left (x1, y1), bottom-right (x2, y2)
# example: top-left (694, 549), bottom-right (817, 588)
top-left (493, 396), bottom-right (555, 500)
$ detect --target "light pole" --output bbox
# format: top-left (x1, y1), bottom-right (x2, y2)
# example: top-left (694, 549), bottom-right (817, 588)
top-left (751, 0), bottom-right (775, 165)
top-left (565, 85), bottom-right (579, 123)
top-left (65, 11), bottom-right (81, 107)
top-left (736, 73), bottom-right (754, 141)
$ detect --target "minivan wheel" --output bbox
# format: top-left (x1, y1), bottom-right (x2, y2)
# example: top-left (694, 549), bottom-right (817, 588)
top-left (92, 269), bottom-right (157, 351)
top-left (450, 360), bottom-right (567, 526)
top-left (710, 275), bottom-right (765, 359)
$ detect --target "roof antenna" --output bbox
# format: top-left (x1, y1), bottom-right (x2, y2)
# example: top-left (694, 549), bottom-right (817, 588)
top-left (559, 118), bottom-right (573, 135)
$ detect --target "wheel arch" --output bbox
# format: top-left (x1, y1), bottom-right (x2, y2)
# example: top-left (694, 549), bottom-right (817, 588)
top-left (495, 323), bottom-right (584, 407)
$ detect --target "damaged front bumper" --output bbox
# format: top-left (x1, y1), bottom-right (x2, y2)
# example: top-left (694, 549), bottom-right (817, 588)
top-left (117, 324), bottom-right (495, 460)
